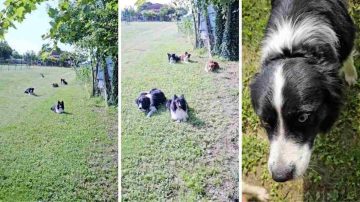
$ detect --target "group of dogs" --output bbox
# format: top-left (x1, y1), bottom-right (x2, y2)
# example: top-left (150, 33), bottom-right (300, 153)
top-left (24, 75), bottom-right (68, 114)
top-left (167, 51), bottom-right (221, 72)
top-left (136, 52), bottom-right (222, 121)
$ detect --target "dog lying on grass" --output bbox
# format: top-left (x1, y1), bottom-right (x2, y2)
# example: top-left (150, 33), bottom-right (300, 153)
top-left (135, 88), bottom-right (167, 117)
top-left (24, 88), bottom-right (35, 95)
top-left (205, 60), bottom-right (220, 72)
top-left (166, 94), bottom-right (189, 122)
top-left (51, 101), bottom-right (65, 114)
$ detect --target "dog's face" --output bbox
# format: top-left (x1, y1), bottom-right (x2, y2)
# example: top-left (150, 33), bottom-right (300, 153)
top-left (135, 94), bottom-right (151, 112)
top-left (57, 101), bottom-right (65, 112)
top-left (250, 58), bottom-right (341, 182)
top-left (168, 53), bottom-right (178, 64)
top-left (173, 95), bottom-right (187, 110)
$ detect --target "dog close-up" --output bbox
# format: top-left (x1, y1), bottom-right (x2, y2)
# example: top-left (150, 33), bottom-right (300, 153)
top-left (250, 0), bottom-right (356, 182)
top-left (180, 52), bottom-right (191, 63)
top-left (52, 83), bottom-right (59, 88)
top-left (61, 79), bottom-right (68, 85)
top-left (135, 88), bottom-right (167, 117)
top-left (24, 87), bottom-right (35, 95)
top-left (166, 94), bottom-right (189, 122)
top-left (205, 60), bottom-right (220, 72)
top-left (167, 53), bottom-right (181, 64)
top-left (51, 101), bottom-right (65, 114)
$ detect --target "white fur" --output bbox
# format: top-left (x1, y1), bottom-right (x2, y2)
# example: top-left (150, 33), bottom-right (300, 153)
top-left (171, 108), bottom-right (188, 122)
top-left (341, 52), bottom-right (358, 86)
top-left (146, 106), bottom-right (157, 117)
top-left (269, 64), bottom-right (312, 178)
top-left (261, 16), bottom-right (338, 62)
top-left (55, 107), bottom-right (64, 114)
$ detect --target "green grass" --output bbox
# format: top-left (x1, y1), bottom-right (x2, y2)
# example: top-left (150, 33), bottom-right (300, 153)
top-left (242, 0), bottom-right (360, 201)
top-left (0, 67), bottom-right (117, 201)
top-left (121, 22), bottom-right (239, 201)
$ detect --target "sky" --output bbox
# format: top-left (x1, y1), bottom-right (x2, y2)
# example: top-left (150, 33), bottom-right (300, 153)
top-left (120, 0), bottom-right (172, 9)
top-left (1, 0), bottom-right (72, 54)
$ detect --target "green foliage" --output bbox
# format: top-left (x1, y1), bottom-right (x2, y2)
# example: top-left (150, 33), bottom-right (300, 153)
top-left (220, 0), bottom-right (239, 61)
top-left (75, 65), bottom-right (92, 82)
top-left (0, 41), bottom-right (13, 59)
top-left (212, 6), bottom-right (225, 55)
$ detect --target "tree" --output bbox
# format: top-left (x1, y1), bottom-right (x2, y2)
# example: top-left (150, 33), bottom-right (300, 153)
top-left (23, 50), bottom-right (38, 64)
top-left (12, 50), bottom-right (22, 59)
top-left (0, 41), bottom-right (13, 59)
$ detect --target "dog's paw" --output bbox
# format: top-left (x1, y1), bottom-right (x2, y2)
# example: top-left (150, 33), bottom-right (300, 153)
top-left (176, 120), bottom-right (181, 123)
top-left (345, 73), bottom-right (358, 86)
top-left (256, 188), bottom-right (270, 202)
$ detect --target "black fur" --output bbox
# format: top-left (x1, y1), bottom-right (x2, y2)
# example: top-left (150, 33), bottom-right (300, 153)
top-left (52, 83), bottom-right (59, 88)
top-left (24, 88), bottom-right (35, 95)
top-left (135, 88), bottom-right (167, 113)
top-left (50, 101), bottom-right (65, 113)
top-left (61, 79), bottom-right (68, 85)
top-left (167, 53), bottom-right (181, 63)
top-left (251, 0), bottom-right (355, 147)
top-left (166, 94), bottom-right (188, 112)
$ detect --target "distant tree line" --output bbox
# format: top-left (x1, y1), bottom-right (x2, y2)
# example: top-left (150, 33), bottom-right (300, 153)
top-left (0, 41), bottom-right (86, 67)
top-left (121, 1), bottom-right (187, 22)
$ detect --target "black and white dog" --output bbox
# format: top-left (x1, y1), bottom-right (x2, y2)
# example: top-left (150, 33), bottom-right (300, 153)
top-left (167, 53), bottom-right (181, 64)
top-left (52, 83), bottom-right (59, 88)
top-left (24, 88), bottom-right (35, 95)
top-left (166, 94), bottom-right (189, 122)
top-left (61, 79), bottom-right (68, 85)
top-left (51, 101), bottom-right (65, 114)
top-left (250, 0), bottom-right (356, 182)
top-left (135, 88), bottom-right (167, 117)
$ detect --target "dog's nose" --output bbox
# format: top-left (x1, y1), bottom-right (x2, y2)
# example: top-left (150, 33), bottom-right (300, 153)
top-left (271, 165), bottom-right (295, 182)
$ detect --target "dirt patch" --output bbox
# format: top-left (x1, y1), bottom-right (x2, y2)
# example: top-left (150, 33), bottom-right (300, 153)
top-left (203, 60), bottom-right (239, 201)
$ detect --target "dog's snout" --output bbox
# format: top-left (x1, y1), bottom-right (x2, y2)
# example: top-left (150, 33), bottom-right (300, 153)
top-left (270, 164), bottom-right (295, 182)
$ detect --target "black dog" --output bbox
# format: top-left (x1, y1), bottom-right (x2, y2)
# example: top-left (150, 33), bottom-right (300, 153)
top-left (166, 94), bottom-right (189, 122)
top-left (24, 88), bottom-right (35, 95)
top-left (51, 101), bottom-right (65, 114)
top-left (52, 83), bottom-right (59, 88)
top-left (135, 88), bottom-right (167, 117)
top-left (250, 0), bottom-right (356, 182)
top-left (167, 53), bottom-right (181, 64)
top-left (61, 79), bottom-right (68, 85)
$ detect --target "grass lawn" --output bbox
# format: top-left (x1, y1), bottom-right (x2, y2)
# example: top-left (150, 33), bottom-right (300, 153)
top-left (242, 0), bottom-right (360, 201)
top-left (0, 67), bottom-right (117, 201)
top-left (121, 22), bottom-right (239, 201)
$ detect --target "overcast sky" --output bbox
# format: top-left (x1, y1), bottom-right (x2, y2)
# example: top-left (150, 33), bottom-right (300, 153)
top-left (0, 0), bottom-right (72, 54)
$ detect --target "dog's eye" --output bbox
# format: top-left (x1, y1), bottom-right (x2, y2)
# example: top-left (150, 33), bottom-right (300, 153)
top-left (298, 113), bottom-right (310, 123)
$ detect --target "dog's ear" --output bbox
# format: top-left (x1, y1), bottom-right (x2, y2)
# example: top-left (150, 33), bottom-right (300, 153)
top-left (173, 95), bottom-right (178, 99)
top-left (180, 94), bottom-right (185, 99)
top-left (188, 54), bottom-right (191, 58)
top-left (135, 98), bottom-right (139, 105)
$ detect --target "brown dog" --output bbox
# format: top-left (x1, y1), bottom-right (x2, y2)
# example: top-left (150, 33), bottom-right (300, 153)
top-left (180, 52), bottom-right (191, 63)
top-left (205, 60), bottom-right (220, 72)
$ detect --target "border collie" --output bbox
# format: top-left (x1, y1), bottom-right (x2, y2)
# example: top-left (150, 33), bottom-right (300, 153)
top-left (205, 60), bottom-right (220, 72)
top-left (24, 88), bottom-right (35, 95)
top-left (167, 53), bottom-right (181, 64)
top-left (51, 101), bottom-right (65, 114)
top-left (180, 52), bottom-right (191, 63)
top-left (166, 94), bottom-right (189, 122)
top-left (61, 79), bottom-right (68, 85)
top-left (135, 88), bottom-right (167, 117)
top-left (250, 0), bottom-right (356, 182)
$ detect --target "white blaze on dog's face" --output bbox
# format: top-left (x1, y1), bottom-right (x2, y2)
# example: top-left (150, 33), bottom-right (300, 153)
top-left (250, 60), bottom-right (341, 182)
top-left (268, 66), bottom-right (312, 181)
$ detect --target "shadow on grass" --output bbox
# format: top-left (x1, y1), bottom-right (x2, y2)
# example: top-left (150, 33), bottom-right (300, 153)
top-left (62, 112), bottom-right (73, 115)
top-left (187, 107), bottom-right (206, 128)
top-left (303, 84), bottom-right (360, 201)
